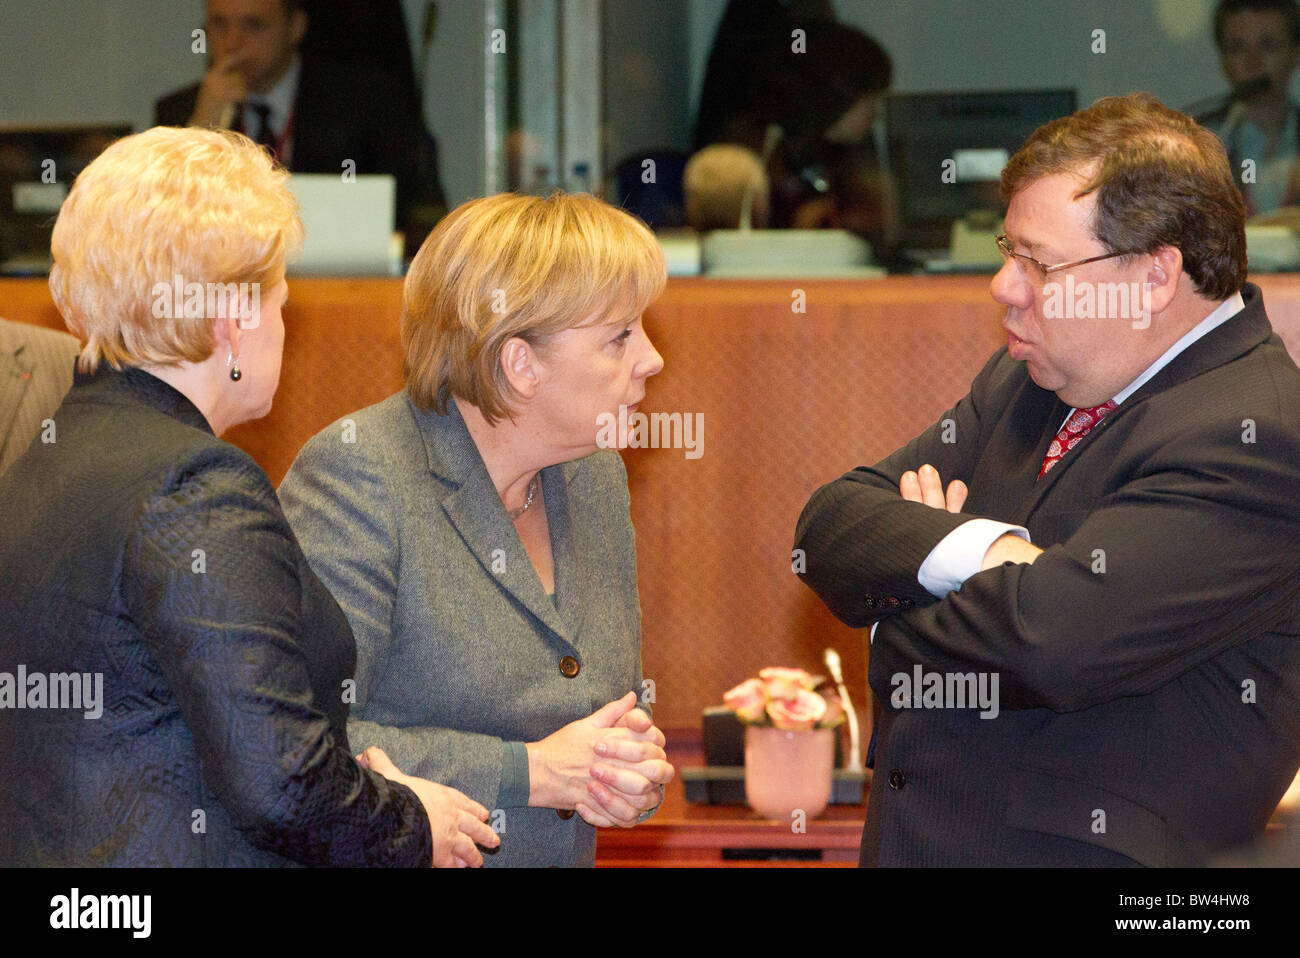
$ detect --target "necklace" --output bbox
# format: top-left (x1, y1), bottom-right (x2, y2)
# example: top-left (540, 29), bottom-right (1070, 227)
top-left (507, 474), bottom-right (540, 520)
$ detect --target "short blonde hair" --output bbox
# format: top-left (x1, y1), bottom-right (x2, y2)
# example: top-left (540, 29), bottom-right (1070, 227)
top-left (50, 126), bottom-right (303, 372)
top-left (403, 191), bottom-right (666, 423)
top-left (684, 144), bottom-right (769, 231)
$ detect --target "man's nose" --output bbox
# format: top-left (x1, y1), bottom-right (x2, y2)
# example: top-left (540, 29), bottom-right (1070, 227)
top-left (990, 259), bottom-right (1033, 309)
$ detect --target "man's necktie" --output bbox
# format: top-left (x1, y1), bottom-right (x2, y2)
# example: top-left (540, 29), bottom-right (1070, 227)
top-left (1038, 400), bottom-right (1117, 479)
top-left (247, 103), bottom-right (276, 151)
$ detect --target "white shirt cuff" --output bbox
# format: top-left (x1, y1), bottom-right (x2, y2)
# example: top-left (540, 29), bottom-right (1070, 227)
top-left (917, 518), bottom-right (1030, 597)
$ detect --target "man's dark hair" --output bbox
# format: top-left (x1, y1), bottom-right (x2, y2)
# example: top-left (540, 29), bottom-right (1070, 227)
top-left (1001, 92), bottom-right (1247, 301)
top-left (1214, 0), bottom-right (1300, 49)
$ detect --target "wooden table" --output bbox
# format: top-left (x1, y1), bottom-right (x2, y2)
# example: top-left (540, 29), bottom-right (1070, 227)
top-left (595, 734), bottom-right (866, 866)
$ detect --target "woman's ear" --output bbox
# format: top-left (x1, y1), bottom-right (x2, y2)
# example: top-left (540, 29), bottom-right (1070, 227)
top-left (500, 336), bottom-right (541, 400)
top-left (213, 297), bottom-right (244, 360)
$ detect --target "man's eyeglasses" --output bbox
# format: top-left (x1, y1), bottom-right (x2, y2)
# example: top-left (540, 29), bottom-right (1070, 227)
top-left (995, 234), bottom-right (1140, 286)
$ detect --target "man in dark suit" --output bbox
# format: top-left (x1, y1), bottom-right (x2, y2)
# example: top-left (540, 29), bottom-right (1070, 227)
top-left (0, 318), bottom-right (78, 475)
top-left (155, 0), bottom-right (445, 252)
top-left (795, 92), bottom-right (1300, 866)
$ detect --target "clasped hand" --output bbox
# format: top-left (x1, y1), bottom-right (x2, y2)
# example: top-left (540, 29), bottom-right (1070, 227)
top-left (528, 691), bottom-right (675, 828)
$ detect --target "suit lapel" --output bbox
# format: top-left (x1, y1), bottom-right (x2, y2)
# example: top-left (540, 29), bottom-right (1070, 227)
top-left (409, 394), bottom-right (578, 647)
top-left (0, 330), bottom-right (35, 465)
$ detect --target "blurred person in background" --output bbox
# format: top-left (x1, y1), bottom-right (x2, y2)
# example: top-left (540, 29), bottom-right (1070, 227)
top-left (693, 3), bottom-right (898, 250)
top-left (155, 0), bottom-right (445, 253)
top-left (1201, 0), bottom-right (1300, 221)
top-left (683, 144), bottom-right (770, 230)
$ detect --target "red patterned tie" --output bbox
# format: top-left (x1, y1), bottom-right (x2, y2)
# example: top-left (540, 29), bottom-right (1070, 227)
top-left (1039, 400), bottom-right (1117, 479)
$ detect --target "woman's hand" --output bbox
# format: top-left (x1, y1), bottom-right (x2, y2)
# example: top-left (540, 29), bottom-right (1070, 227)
top-left (357, 746), bottom-right (500, 867)
top-left (526, 692), bottom-right (671, 823)
top-left (576, 705), bottom-right (675, 827)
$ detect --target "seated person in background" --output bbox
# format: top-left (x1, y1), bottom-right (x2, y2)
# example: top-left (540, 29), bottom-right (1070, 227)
top-left (279, 192), bottom-right (676, 867)
top-left (694, 5), bottom-right (898, 249)
top-left (683, 144), bottom-right (770, 230)
top-left (1201, 0), bottom-right (1300, 220)
top-left (155, 0), bottom-right (445, 253)
top-left (0, 317), bottom-right (78, 475)
top-left (0, 126), bottom-right (498, 867)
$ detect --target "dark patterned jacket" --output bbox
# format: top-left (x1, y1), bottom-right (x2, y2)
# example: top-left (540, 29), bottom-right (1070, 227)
top-left (0, 366), bottom-right (432, 866)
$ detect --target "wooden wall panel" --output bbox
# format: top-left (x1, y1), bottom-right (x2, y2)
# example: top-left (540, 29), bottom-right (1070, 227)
top-left (7, 274), bottom-right (1300, 731)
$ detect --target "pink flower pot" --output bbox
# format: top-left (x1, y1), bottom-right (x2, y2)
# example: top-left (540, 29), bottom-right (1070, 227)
top-left (743, 725), bottom-right (835, 820)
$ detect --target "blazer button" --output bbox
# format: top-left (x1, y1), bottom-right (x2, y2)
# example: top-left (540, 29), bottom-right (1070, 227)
top-left (559, 655), bottom-right (580, 678)
top-left (556, 808), bottom-right (575, 819)
top-left (888, 769), bottom-right (905, 790)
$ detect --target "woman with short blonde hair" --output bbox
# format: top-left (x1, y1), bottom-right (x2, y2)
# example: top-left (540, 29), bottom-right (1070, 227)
top-left (281, 191), bottom-right (676, 867)
top-left (0, 126), bottom-right (498, 867)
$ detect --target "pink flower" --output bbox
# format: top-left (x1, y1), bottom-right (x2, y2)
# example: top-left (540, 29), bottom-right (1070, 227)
top-left (759, 666), bottom-right (817, 700)
top-left (766, 689), bottom-right (828, 731)
top-left (724, 678), bottom-right (767, 722)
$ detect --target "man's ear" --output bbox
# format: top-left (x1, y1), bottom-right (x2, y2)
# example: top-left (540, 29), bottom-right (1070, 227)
top-left (1144, 245), bottom-right (1183, 315)
top-left (500, 336), bottom-right (541, 401)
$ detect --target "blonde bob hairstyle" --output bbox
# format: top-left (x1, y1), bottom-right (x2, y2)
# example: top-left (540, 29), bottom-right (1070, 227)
top-left (50, 126), bottom-right (302, 372)
top-left (402, 191), bottom-right (667, 424)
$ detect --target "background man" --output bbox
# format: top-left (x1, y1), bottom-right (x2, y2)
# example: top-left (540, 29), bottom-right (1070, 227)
top-left (156, 0), bottom-right (445, 252)
top-left (1201, 0), bottom-right (1300, 217)
top-left (796, 93), bottom-right (1300, 866)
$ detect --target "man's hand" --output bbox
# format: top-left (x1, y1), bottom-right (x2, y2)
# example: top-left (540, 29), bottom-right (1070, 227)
top-left (899, 463), bottom-right (967, 513)
top-left (901, 464), bottom-right (1043, 570)
top-left (357, 746), bottom-right (500, 867)
top-left (188, 53), bottom-right (249, 128)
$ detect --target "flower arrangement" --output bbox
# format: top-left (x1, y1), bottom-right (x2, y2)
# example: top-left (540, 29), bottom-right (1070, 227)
top-left (723, 667), bottom-right (847, 732)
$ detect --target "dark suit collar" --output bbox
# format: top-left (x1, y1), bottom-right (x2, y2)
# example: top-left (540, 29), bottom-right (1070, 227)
top-left (404, 390), bottom-right (584, 648)
top-left (65, 365), bottom-right (213, 435)
top-left (1122, 282), bottom-right (1271, 407)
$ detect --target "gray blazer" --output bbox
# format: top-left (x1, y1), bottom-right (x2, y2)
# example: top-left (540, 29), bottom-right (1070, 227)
top-left (0, 318), bottom-right (79, 476)
top-left (279, 391), bottom-right (649, 867)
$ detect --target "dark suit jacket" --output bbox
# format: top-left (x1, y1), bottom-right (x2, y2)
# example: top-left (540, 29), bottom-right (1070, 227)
top-left (0, 367), bottom-right (432, 866)
top-left (795, 283), bottom-right (1300, 866)
top-left (155, 55), bottom-right (446, 245)
top-left (0, 318), bottom-right (78, 476)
